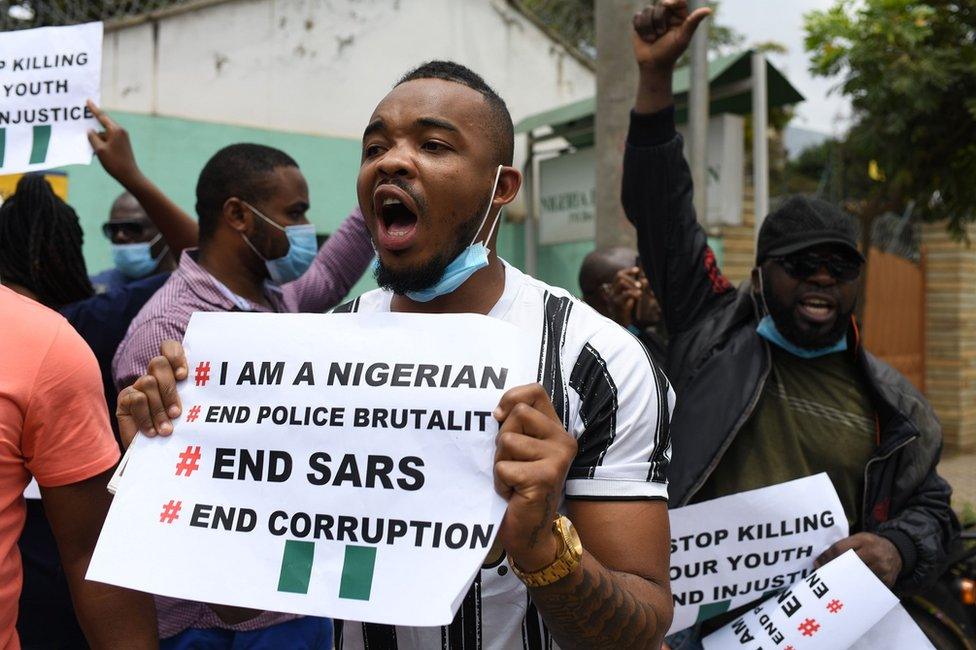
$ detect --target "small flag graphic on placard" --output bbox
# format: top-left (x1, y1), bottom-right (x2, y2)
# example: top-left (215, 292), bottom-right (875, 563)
top-left (0, 126), bottom-right (52, 167)
top-left (277, 541), bottom-right (377, 601)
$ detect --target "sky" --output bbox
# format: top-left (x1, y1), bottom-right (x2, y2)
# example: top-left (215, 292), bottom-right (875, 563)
top-left (718, 0), bottom-right (853, 135)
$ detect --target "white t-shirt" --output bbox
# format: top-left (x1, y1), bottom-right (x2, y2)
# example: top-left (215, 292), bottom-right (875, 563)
top-left (333, 261), bottom-right (675, 650)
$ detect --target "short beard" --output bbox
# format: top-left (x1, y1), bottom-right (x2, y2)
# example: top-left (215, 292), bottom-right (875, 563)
top-left (763, 278), bottom-right (853, 350)
top-left (374, 204), bottom-right (487, 295)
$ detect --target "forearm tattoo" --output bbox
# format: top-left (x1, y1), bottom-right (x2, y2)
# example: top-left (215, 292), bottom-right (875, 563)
top-left (529, 553), bottom-right (669, 650)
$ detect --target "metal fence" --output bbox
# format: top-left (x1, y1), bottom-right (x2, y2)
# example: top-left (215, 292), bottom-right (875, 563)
top-left (0, 0), bottom-right (193, 30)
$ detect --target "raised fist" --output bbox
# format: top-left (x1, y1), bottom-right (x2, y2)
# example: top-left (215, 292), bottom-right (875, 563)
top-left (632, 0), bottom-right (711, 73)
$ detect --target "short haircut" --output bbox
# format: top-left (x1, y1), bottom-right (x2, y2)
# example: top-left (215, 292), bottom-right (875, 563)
top-left (195, 143), bottom-right (299, 241)
top-left (579, 246), bottom-right (639, 295)
top-left (397, 61), bottom-right (515, 166)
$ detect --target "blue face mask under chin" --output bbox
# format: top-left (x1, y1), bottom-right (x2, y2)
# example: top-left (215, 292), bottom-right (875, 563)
top-left (754, 268), bottom-right (849, 359)
top-left (755, 315), bottom-right (848, 359)
top-left (240, 202), bottom-right (318, 285)
top-left (112, 233), bottom-right (169, 279)
top-left (403, 165), bottom-right (504, 303)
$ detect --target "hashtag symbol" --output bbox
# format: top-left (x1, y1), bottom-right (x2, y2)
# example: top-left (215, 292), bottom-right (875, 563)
top-left (798, 618), bottom-right (820, 637)
top-left (175, 446), bottom-right (202, 477)
top-left (827, 599), bottom-right (844, 614)
top-left (159, 500), bottom-right (182, 524)
top-left (194, 361), bottom-right (211, 386)
top-left (185, 405), bottom-right (201, 422)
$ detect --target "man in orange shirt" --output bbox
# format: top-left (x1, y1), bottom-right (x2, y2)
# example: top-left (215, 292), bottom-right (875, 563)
top-left (0, 284), bottom-right (157, 648)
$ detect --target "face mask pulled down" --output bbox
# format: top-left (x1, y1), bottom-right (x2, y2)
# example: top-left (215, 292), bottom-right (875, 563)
top-left (373, 165), bottom-right (505, 302)
top-left (754, 269), bottom-right (848, 359)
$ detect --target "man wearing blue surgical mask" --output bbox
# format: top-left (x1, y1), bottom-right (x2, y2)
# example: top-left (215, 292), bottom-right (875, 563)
top-left (91, 192), bottom-right (177, 292)
top-left (112, 141), bottom-right (374, 649)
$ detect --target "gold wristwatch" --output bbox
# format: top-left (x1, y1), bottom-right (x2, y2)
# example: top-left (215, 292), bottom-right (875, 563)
top-left (509, 516), bottom-right (583, 587)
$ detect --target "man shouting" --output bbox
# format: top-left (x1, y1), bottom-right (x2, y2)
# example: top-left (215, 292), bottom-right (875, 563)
top-left (117, 61), bottom-right (675, 649)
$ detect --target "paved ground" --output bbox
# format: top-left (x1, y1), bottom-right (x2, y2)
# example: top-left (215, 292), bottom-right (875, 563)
top-left (939, 450), bottom-right (976, 523)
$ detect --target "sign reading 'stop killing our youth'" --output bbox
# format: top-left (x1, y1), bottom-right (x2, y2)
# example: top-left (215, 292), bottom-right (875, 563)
top-left (87, 311), bottom-right (538, 627)
top-left (667, 474), bottom-right (848, 635)
top-left (0, 21), bottom-right (102, 174)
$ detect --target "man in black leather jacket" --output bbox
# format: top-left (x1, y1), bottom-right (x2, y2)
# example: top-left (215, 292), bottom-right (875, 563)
top-left (623, 0), bottom-right (958, 623)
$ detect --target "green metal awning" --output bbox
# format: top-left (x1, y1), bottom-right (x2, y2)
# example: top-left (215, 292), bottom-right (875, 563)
top-left (515, 49), bottom-right (804, 145)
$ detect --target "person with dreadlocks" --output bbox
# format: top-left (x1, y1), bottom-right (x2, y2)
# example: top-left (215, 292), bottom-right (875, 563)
top-left (0, 102), bottom-right (198, 646)
top-left (0, 174), bottom-right (95, 307)
top-left (0, 178), bottom-right (159, 646)
top-left (0, 172), bottom-right (172, 647)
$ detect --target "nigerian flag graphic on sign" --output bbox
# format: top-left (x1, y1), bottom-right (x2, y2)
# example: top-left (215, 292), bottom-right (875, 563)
top-left (0, 125), bottom-right (52, 168)
top-left (277, 541), bottom-right (377, 600)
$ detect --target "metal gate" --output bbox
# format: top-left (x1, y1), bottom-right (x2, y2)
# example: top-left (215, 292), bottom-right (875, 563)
top-left (861, 247), bottom-right (926, 392)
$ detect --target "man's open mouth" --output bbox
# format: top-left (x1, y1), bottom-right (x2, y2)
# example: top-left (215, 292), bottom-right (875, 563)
top-left (796, 294), bottom-right (837, 324)
top-left (373, 186), bottom-right (419, 251)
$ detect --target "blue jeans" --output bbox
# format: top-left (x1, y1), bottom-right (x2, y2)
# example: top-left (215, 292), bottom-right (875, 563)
top-left (161, 617), bottom-right (333, 650)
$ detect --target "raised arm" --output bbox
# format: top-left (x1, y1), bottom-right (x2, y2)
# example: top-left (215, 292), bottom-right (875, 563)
top-left (624, 2), bottom-right (735, 336)
top-left (282, 206), bottom-right (375, 313)
top-left (494, 313), bottom-right (676, 648)
top-left (87, 101), bottom-right (199, 256)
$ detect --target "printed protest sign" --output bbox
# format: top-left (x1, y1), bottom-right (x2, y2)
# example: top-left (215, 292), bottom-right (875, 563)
top-left (88, 311), bottom-right (537, 626)
top-left (668, 474), bottom-right (848, 634)
top-left (0, 22), bottom-right (102, 173)
top-left (703, 550), bottom-right (898, 650)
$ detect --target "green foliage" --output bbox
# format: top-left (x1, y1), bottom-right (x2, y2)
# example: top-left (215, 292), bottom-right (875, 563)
top-left (959, 501), bottom-right (976, 528)
top-left (805, 1), bottom-right (976, 237)
top-left (519, 0), bottom-right (595, 53)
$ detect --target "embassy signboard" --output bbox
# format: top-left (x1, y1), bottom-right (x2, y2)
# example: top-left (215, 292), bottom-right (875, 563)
top-left (538, 146), bottom-right (596, 245)
top-left (88, 311), bottom-right (537, 626)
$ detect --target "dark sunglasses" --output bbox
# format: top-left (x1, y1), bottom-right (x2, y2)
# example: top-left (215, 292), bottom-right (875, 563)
top-left (772, 253), bottom-right (863, 282)
top-left (102, 221), bottom-right (147, 239)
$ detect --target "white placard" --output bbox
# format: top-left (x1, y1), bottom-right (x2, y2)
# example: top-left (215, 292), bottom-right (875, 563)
top-left (88, 311), bottom-right (538, 626)
top-left (538, 147), bottom-right (595, 245)
top-left (668, 474), bottom-right (848, 634)
top-left (849, 604), bottom-right (935, 650)
top-left (703, 550), bottom-right (899, 650)
top-left (0, 22), bottom-right (102, 174)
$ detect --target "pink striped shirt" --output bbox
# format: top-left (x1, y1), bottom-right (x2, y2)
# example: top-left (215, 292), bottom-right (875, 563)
top-left (111, 207), bottom-right (373, 638)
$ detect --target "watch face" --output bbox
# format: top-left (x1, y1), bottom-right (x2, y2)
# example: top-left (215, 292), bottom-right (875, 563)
top-left (562, 517), bottom-right (583, 555)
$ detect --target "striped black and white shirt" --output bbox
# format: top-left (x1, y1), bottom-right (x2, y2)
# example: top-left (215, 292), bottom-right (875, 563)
top-left (333, 261), bottom-right (674, 650)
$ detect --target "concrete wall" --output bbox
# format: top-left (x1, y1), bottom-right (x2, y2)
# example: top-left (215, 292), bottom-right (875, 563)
top-left (101, 0), bottom-right (594, 139)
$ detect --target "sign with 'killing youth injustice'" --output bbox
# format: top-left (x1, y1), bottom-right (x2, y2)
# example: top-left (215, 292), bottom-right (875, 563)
top-left (0, 22), bottom-right (102, 174)
top-left (88, 311), bottom-right (537, 626)
top-left (667, 474), bottom-right (848, 634)
top-left (703, 550), bottom-right (899, 650)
